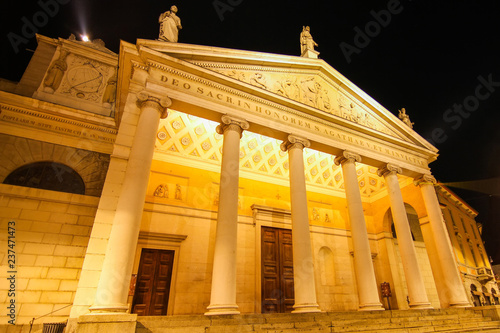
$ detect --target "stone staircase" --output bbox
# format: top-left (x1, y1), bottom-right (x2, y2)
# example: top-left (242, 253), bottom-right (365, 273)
top-left (136, 308), bottom-right (500, 333)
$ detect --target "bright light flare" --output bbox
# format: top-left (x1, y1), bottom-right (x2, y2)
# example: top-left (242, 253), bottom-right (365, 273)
top-left (81, 35), bottom-right (89, 42)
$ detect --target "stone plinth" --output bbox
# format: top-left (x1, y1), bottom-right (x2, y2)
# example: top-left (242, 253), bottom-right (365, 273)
top-left (301, 49), bottom-right (320, 59)
top-left (75, 313), bottom-right (137, 333)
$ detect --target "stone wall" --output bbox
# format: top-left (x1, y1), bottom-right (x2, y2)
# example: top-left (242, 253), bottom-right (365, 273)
top-left (0, 184), bottom-right (98, 325)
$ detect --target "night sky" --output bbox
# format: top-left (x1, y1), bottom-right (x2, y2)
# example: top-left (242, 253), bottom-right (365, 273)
top-left (1, 1), bottom-right (499, 261)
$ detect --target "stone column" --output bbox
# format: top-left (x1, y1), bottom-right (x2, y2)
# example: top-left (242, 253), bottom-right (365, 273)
top-left (205, 115), bottom-right (249, 316)
top-left (334, 151), bottom-right (383, 311)
top-left (90, 91), bottom-right (171, 312)
top-left (280, 135), bottom-right (321, 313)
top-left (415, 175), bottom-right (470, 308)
top-left (378, 164), bottom-right (432, 309)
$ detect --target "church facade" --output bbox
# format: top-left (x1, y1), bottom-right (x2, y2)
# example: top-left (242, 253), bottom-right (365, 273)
top-left (0, 34), bottom-right (498, 330)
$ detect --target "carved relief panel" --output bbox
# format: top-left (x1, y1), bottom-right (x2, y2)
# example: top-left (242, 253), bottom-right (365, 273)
top-left (36, 42), bottom-right (118, 117)
top-left (148, 172), bottom-right (189, 204)
top-left (208, 66), bottom-right (400, 138)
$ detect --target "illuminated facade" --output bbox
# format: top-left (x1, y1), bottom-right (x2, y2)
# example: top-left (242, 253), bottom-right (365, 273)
top-left (436, 186), bottom-right (499, 307)
top-left (0, 34), bottom-right (498, 331)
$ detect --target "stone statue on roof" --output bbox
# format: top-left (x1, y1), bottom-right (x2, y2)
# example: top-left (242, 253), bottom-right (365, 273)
top-left (398, 108), bottom-right (414, 129)
top-left (300, 26), bottom-right (319, 59)
top-left (159, 5), bottom-right (182, 43)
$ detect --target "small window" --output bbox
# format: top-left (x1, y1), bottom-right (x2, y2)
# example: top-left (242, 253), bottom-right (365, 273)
top-left (4, 162), bottom-right (85, 195)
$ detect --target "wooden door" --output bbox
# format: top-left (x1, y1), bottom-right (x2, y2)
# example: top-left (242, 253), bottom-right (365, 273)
top-left (261, 227), bottom-right (294, 313)
top-left (132, 248), bottom-right (174, 316)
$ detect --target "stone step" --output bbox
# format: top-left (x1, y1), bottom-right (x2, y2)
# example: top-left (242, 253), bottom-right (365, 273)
top-left (136, 308), bottom-right (500, 333)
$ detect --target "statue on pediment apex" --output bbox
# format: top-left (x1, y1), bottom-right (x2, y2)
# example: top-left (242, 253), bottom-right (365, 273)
top-left (300, 26), bottom-right (319, 58)
top-left (159, 5), bottom-right (182, 43)
top-left (398, 108), bottom-right (414, 129)
top-left (300, 26), bottom-right (317, 53)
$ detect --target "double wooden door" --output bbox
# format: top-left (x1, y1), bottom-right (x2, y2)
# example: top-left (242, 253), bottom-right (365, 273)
top-left (132, 248), bottom-right (174, 316)
top-left (261, 227), bottom-right (295, 313)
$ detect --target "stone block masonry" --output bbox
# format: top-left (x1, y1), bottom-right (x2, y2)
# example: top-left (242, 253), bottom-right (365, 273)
top-left (0, 184), bottom-right (98, 325)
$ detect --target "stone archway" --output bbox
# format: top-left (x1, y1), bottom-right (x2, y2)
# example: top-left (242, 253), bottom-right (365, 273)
top-left (0, 133), bottom-right (110, 196)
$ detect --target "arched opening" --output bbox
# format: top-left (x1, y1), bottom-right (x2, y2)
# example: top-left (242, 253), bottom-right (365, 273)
top-left (492, 288), bottom-right (499, 305)
top-left (482, 286), bottom-right (492, 306)
top-left (4, 161), bottom-right (85, 195)
top-left (387, 204), bottom-right (423, 242)
top-left (470, 284), bottom-right (481, 306)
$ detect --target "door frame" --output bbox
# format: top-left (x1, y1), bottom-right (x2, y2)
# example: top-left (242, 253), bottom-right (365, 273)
top-left (129, 231), bottom-right (186, 315)
top-left (252, 204), bottom-right (292, 314)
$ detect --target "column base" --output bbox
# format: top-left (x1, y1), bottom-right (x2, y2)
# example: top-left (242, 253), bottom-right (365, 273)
top-left (449, 301), bottom-right (472, 308)
top-left (205, 304), bottom-right (240, 316)
top-left (76, 313), bottom-right (137, 333)
top-left (359, 303), bottom-right (385, 311)
top-left (88, 304), bottom-right (129, 313)
top-left (292, 303), bottom-right (322, 313)
top-left (409, 302), bottom-right (434, 310)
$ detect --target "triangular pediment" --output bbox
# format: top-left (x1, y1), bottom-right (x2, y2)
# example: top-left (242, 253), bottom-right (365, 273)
top-left (199, 63), bottom-right (406, 140)
top-left (133, 40), bottom-right (436, 153)
top-left (119, 40), bottom-right (438, 175)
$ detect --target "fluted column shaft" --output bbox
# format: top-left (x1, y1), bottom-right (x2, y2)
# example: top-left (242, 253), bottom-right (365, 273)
top-left (205, 115), bottom-right (249, 316)
top-left (91, 92), bottom-right (171, 312)
top-left (379, 165), bottom-right (432, 309)
top-left (335, 151), bottom-right (383, 311)
top-left (281, 135), bottom-right (321, 313)
top-left (416, 175), bottom-right (470, 308)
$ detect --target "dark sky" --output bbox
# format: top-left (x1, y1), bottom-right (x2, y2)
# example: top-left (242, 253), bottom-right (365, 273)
top-left (2, 1), bottom-right (500, 261)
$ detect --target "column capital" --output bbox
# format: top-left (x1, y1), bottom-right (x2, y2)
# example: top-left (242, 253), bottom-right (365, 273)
top-left (377, 164), bottom-right (403, 177)
top-left (334, 151), bottom-right (361, 166)
top-left (414, 174), bottom-right (437, 186)
top-left (280, 135), bottom-right (310, 152)
top-left (216, 115), bottom-right (250, 138)
top-left (136, 91), bottom-right (171, 119)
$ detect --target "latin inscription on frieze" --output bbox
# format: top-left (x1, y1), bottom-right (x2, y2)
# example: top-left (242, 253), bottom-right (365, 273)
top-left (157, 73), bottom-right (427, 169)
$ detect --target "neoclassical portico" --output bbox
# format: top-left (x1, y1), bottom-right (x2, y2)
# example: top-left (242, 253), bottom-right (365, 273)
top-left (71, 39), bottom-right (474, 327)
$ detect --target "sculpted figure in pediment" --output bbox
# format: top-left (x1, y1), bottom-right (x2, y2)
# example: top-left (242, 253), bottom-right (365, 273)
top-left (249, 73), bottom-right (268, 90)
top-left (318, 88), bottom-right (332, 112)
top-left (300, 77), bottom-right (322, 107)
top-left (227, 70), bottom-right (247, 82)
top-left (275, 76), bottom-right (301, 101)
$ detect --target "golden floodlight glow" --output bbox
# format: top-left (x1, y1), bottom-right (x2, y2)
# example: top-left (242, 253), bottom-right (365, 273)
top-left (156, 110), bottom-right (390, 198)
